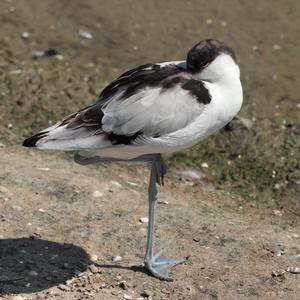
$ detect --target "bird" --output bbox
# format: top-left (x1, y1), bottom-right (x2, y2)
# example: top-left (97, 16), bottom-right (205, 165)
top-left (23, 39), bottom-right (243, 280)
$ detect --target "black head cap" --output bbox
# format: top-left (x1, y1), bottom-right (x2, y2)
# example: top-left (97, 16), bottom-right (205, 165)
top-left (186, 39), bottom-right (236, 73)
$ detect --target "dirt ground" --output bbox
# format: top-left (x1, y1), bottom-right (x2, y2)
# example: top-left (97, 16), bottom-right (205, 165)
top-left (0, 0), bottom-right (299, 299)
top-left (0, 147), bottom-right (299, 300)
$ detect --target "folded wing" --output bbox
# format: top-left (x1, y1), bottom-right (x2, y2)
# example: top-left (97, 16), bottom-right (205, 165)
top-left (23, 61), bottom-right (211, 151)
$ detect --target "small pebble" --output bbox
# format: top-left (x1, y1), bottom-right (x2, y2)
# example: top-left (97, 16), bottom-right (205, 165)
top-left (92, 190), bottom-right (103, 198)
top-left (206, 19), bottom-right (213, 25)
top-left (90, 254), bottom-right (98, 262)
top-left (139, 217), bottom-right (149, 223)
top-left (201, 162), bottom-right (209, 168)
top-left (0, 142), bottom-right (4, 148)
top-left (110, 180), bottom-right (122, 188)
top-left (220, 21), bottom-right (227, 27)
top-left (112, 255), bottom-right (122, 262)
top-left (123, 294), bottom-right (132, 300)
top-left (29, 270), bottom-right (38, 276)
top-left (157, 200), bottom-right (168, 205)
top-left (273, 210), bottom-right (283, 216)
top-left (79, 29), bottom-right (93, 40)
top-left (273, 44), bottom-right (281, 50)
top-left (37, 167), bottom-right (50, 171)
top-left (89, 264), bottom-right (99, 273)
top-left (55, 54), bottom-right (64, 60)
top-left (21, 32), bottom-right (29, 39)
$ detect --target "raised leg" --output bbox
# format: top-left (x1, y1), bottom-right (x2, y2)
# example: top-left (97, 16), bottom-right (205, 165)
top-left (144, 155), bottom-right (187, 280)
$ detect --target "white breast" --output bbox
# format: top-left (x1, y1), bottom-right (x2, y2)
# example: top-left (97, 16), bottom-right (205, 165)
top-left (192, 53), bottom-right (243, 140)
top-left (153, 58), bottom-right (243, 150)
top-left (204, 77), bottom-right (243, 129)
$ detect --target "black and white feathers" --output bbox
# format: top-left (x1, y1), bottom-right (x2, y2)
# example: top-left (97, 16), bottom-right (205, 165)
top-left (23, 39), bottom-right (243, 160)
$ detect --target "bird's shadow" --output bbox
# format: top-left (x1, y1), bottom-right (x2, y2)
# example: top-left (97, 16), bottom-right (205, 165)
top-left (0, 237), bottom-right (91, 295)
top-left (0, 237), bottom-right (150, 295)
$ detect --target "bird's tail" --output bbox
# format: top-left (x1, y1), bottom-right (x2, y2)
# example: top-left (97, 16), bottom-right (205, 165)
top-left (23, 122), bottom-right (107, 151)
top-left (23, 131), bottom-right (50, 147)
top-left (23, 104), bottom-right (111, 151)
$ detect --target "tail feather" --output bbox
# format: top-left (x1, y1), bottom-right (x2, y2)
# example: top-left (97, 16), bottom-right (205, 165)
top-left (23, 132), bottom-right (49, 147)
top-left (23, 123), bottom-right (109, 151)
top-left (22, 104), bottom-right (109, 151)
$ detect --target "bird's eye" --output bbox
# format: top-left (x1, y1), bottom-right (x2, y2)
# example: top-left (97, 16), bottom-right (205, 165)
top-left (199, 61), bottom-right (208, 68)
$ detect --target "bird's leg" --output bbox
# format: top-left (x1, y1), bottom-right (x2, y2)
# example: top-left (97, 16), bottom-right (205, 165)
top-left (144, 155), bottom-right (186, 280)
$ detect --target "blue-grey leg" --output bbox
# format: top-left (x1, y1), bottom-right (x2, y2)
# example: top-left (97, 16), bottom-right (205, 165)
top-left (144, 156), bottom-right (187, 280)
top-left (74, 152), bottom-right (187, 279)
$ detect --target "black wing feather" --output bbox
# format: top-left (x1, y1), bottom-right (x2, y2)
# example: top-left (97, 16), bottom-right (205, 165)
top-left (97, 63), bottom-right (183, 102)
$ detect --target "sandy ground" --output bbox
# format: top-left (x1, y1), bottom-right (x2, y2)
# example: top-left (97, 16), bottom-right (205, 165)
top-left (0, 147), bottom-right (299, 300)
top-left (0, 0), bottom-right (299, 299)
